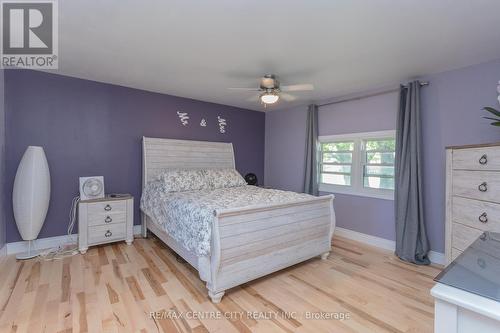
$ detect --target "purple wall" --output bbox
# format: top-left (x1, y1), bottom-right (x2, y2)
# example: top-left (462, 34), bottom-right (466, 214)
top-left (0, 70), bottom-right (5, 249)
top-left (265, 59), bottom-right (500, 253)
top-left (265, 105), bottom-right (307, 193)
top-left (4, 70), bottom-right (265, 242)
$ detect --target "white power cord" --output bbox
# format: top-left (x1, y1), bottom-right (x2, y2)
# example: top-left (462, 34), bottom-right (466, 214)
top-left (38, 196), bottom-right (80, 261)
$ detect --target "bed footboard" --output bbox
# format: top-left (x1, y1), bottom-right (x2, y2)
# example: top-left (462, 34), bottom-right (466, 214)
top-left (207, 194), bottom-right (335, 302)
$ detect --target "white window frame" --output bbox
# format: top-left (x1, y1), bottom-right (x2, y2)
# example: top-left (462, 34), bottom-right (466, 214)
top-left (318, 130), bottom-right (396, 200)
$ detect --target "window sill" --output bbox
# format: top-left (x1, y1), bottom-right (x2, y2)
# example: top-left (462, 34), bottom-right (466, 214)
top-left (319, 183), bottom-right (394, 201)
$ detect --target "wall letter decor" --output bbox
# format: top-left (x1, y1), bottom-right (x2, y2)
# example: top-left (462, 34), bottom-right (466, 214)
top-left (177, 111), bottom-right (189, 126)
top-left (217, 116), bottom-right (227, 133)
top-left (200, 118), bottom-right (207, 127)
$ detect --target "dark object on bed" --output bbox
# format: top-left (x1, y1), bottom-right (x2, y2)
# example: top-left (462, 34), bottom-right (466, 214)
top-left (244, 173), bottom-right (258, 185)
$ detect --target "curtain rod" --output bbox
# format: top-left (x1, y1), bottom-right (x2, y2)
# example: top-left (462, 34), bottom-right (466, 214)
top-left (318, 81), bottom-right (429, 107)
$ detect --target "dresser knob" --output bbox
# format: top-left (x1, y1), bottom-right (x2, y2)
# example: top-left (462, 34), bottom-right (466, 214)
top-left (105, 216), bottom-right (112, 223)
top-left (479, 154), bottom-right (488, 165)
top-left (478, 182), bottom-right (488, 192)
top-left (479, 212), bottom-right (488, 223)
top-left (105, 230), bottom-right (112, 237)
top-left (104, 204), bottom-right (112, 211)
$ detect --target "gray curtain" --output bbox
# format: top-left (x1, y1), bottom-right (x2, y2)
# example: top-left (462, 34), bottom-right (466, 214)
top-left (395, 81), bottom-right (430, 265)
top-left (304, 104), bottom-right (319, 195)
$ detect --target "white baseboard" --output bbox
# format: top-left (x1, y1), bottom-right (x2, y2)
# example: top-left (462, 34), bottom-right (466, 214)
top-left (335, 227), bottom-right (395, 251)
top-left (428, 251), bottom-right (445, 266)
top-left (335, 227), bottom-right (445, 265)
top-left (0, 244), bottom-right (7, 257)
top-left (7, 225), bottom-right (142, 255)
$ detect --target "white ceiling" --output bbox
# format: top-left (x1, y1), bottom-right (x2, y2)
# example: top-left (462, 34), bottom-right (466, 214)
top-left (54, 1), bottom-right (500, 111)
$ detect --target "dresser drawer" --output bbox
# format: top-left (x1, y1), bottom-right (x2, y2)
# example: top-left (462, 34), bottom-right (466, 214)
top-left (451, 247), bottom-right (462, 261)
top-left (452, 170), bottom-right (500, 203)
top-left (87, 200), bottom-right (126, 215)
top-left (453, 147), bottom-right (500, 171)
top-left (88, 212), bottom-right (126, 226)
top-left (452, 196), bottom-right (500, 231)
top-left (88, 223), bottom-right (126, 245)
top-left (452, 222), bottom-right (484, 251)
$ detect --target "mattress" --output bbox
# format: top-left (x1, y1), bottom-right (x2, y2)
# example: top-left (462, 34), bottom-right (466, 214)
top-left (140, 182), bottom-right (312, 256)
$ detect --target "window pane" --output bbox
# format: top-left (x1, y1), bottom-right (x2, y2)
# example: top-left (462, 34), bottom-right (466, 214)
top-left (366, 152), bottom-right (395, 164)
top-left (321, 173), bottom-right (351, 186)
top-left (364, 176), bottom-right (394, 190)
top-left (322, 165), bottom-right (351, 173)
top-left (322, 152), bottom-right (352, 163)
top-left (365, 166), bottom-right (394, 177)
top-left (322, 141), bottom-right (354, 152)
top-left (365, 139), bottom-right (395, 151)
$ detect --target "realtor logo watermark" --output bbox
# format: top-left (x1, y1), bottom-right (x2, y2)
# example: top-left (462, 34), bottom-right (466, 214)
top-left (1, 0), bottom-right (58, 68)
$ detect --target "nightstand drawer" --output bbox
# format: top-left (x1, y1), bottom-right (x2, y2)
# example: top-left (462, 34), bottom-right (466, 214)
top-left (88, 223), bottom-right (126, 244)
top-left (88, 212), bottom-right (126, 226)
top-left (87, 200), bottom-right (126, 214)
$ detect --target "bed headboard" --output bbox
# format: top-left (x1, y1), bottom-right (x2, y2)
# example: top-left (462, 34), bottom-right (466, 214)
top-left (142, 137), bottom-right (235, 187)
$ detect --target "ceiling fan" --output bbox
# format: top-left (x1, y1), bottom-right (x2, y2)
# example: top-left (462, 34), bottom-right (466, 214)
top-left (228, 74), bottom-right (314, 106)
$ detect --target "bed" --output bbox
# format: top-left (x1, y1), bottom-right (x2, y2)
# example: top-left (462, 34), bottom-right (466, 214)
top-left (140, 137), bottom-right (335, 303)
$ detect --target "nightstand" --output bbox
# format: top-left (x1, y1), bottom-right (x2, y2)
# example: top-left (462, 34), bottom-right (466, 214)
top-left (78, 196), bottom-right (134, 254)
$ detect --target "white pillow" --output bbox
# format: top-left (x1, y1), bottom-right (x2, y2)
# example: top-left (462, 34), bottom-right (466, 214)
top-left (156, 169), bottom-right (211, 192)
top-left (205, 168), bottom-right (247, 189)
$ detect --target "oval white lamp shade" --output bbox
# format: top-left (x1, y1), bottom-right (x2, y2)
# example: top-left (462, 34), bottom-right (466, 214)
top-left (13, 146), bottom-right (51, 241)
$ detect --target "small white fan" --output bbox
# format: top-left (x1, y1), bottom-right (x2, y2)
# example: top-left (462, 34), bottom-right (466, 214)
top-left (79, 176), bottom-right (105, 201)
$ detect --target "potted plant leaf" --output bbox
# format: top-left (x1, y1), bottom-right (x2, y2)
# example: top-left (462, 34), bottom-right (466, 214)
top-left (483, 107), bottom-right (500, 126)
top-left (482, 81), bottom-right (500, 126)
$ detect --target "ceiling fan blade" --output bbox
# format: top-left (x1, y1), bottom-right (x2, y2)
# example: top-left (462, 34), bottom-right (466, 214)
top-left (280, 84), bottom-right (314, 92)
top-left (280, 93), bottom-right (297, 102)
top-left (227, 87), bottom-right (261, 91)
top-left (246, 94), bottom-right (260, 102)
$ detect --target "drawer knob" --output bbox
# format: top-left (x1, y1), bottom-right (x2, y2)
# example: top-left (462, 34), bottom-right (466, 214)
top-left (105, 230), bottom-right (112, 237)
top-left (104, 204), bottom-right (112, 211)
top-left (479, 154), bottom-right (488, 165)
top-left (479, 212), bottom-right (488, 223)
top-left (105, 216), bottom-right (112, 223)
top-left (478, 182), bottom-right (488, 192)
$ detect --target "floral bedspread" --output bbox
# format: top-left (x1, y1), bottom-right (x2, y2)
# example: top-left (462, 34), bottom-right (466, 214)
top-left (140, 182), bottom-right (313, 256)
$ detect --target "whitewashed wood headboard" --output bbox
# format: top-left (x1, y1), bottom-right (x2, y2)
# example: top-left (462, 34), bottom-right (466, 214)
top-left (142, 137), bottom-right (235, 187)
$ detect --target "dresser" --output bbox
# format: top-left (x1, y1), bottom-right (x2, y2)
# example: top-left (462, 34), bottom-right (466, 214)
top-left (78, 196), bottom-right (134, 254)
top-left (446, 143), bottom-right (500, 265)
top-left (432, 232), bottom-right (500, 333)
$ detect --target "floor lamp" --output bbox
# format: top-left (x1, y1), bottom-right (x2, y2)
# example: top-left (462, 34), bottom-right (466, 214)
top-left (13, 146), bottom-right (51, 260)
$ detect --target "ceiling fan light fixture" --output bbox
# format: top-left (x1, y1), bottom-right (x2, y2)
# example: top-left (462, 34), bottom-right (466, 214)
top-left (260, 92), bottom-right (279, 104)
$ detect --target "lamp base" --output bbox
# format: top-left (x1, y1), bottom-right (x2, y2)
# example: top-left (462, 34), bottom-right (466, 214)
top-left (16, 249), bottom-right (42, 260)
top-left (15, 239), bottom-right (40, 260)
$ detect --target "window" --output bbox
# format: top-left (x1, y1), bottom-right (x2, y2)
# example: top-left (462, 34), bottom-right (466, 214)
top-left (363, 138), bottom-right (395, 190)
top-left (318, 130), bottom-right (395, 200)
top-left (320, 141), bottom-right (353, 186)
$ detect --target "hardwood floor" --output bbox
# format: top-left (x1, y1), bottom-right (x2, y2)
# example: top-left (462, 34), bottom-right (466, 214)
top-left (0, 236), bottom-right (441, 332)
